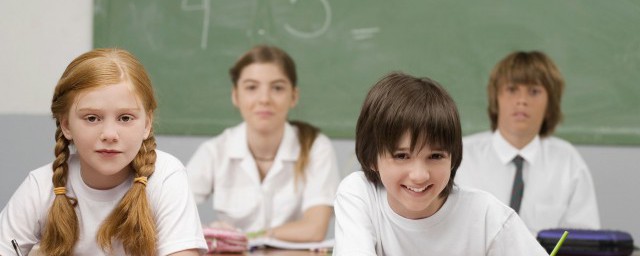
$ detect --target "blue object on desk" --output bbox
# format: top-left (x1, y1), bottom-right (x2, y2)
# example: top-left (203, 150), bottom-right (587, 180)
top-left (537, 229), bottom-right (634, 256)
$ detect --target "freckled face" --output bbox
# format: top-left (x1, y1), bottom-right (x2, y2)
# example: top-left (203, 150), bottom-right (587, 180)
top-left (61, 81), bottom-right (151, 189)
top-left (377, 132), bottom-right (451, 219)
top-left (232, 63), bottom-right (298, 134)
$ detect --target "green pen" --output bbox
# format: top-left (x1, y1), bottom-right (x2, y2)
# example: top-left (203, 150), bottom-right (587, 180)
top-left (549, 231), bottom-right (569, 256)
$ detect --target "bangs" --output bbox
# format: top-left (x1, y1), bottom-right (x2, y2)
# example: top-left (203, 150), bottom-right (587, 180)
top-left (498, 52), bottom-right (554, 88)
top-left (372, 77), bottom-right (459, 156)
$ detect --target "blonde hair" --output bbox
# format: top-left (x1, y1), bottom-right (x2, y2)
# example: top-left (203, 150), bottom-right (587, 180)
top-left (44, 48), bottom-right (158, 256)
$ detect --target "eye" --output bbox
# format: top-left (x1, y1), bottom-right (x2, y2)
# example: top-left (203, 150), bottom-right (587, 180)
top-left (84, 115), bottom-right (100, 123)
top-left (243, 84), bottom-right (258, 91)
top-left (529, 87), bottom-right (543, 96)
top-left (272, 84), bottom-right (285, 91)
top-left (429, 152), bottom-right (449, 160)
top-left (506, 85), bottom-right (518, 93)
top-left (393, 152), bottom-right (410, 160)
top-left (119, 115), bottom-right (135, 123)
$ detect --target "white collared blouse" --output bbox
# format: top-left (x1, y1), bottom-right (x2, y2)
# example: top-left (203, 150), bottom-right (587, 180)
top-left (187, 122), bottom-right (340, 232)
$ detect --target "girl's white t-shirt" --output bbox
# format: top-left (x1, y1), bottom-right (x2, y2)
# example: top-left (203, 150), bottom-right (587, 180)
top-left (0, 150), bottom-right (208, 255)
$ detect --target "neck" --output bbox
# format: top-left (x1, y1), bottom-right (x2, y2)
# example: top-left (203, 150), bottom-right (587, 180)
top-left (247, 124), bottom-right (285, 162)
top-left (498, 129), bottom-right (536, 150)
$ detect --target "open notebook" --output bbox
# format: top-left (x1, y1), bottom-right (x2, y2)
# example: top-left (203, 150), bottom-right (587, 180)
top-left (248, 237), bottom-right (335, 250)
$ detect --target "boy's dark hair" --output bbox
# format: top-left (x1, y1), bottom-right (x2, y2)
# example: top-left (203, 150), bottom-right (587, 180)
top-left (487, 51), bottom-right (564, 137)
top-left (355, 72), bottom-right (463, 198)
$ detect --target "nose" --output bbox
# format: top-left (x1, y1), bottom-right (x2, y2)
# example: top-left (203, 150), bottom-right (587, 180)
top-left (100, 121), bottom-right (119, 142)
top-left (257, 87), bottom-right (272, 104)
top-left (408, 161), bottom-right (430, 183)
top-left (515, 87), bottom-right (528, 106)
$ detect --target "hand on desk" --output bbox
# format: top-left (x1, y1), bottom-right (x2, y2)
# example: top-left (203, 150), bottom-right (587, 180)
top-left (204, 221), bottom-right (248, 253)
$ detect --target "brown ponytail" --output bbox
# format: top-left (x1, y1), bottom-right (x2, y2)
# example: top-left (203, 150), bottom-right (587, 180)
top-left (40, 127), bottom-right (79, 256)
top-left (289, 121), bottom-right (319, 184)
top-left (97, 131), bottom-right (158, 256)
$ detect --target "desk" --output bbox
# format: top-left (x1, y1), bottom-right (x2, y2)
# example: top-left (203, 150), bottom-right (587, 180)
top-left (208, 249), bottom-right (331, 256)
top-left (210, 248), bottom-right (640, 256)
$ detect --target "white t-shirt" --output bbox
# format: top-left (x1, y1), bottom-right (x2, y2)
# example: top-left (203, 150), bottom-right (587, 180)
top-left (186, 122), bottom-right (340, 232)
top-left (455, 131), bottom-right (600, 235)
top-left (334, 172), bottom-right (549, 256)
top-left (0, 150), bottom-right (208, 256)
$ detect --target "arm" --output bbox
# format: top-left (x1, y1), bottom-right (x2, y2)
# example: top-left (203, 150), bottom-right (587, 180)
top-left (269, 134), bottom-right (341, 242)
top-left (0, 172), bottom-right (45, 255)
top-left (487, 213), bottom-right (549, 256)
top-left (186, 141), bottom-right (216, 204)
top-left (268, 205), bottom-right (333, 242)
top-left (154, 162), bottom-right (208, 255)
top-left (167, 249), bottom-right (201, 256)
top-left (333, 174), bottom-right (378, 256)
top-left (561, 157), bottom-right (600, 229)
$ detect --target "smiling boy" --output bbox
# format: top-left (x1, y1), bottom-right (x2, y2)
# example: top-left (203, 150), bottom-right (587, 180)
top-left (333, 72), bottom-right (547, 255)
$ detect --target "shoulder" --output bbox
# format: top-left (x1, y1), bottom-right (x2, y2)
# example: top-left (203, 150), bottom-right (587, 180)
top-left (541, 136), bottom-right (580, 155)
top-left (310, 132), bottom-right (333, 151)
top-left (454, 186), bottom-right (514, 218)
top-left (199, 123), bottom-right (245, 149)
top-left (337, 172), bottom-right (376, 196)
top-left (190, 123), bottom-right (246, 162)
top-left (151, 150), bottom-right (187, 183)
top-left (462, 131), bottom-right (492, 146)
top-left (28, 162), bottom-right (56, 187)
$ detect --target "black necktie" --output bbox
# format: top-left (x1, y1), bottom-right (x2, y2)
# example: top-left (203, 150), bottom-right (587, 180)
top-left (509, 155), bottom-right (524, 213)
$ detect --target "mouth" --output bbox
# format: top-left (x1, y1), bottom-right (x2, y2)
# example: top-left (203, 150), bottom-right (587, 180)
top-left (96, 149), bottom-right (121, 155)
top-left (255, 111), bottom-right (274, 117)
top-left (512, 112), bottom-right (529, 119)
top-left (402, 184), bottom-right (431, 193)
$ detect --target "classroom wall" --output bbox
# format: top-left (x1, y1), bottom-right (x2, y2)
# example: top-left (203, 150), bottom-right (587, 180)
top-left (1, 1), bottom-right (638, 242)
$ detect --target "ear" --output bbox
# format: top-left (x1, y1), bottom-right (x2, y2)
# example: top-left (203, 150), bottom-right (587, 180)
top-left (143, 115), bottom-right (153, 139)
top-left (231, 87), bottom-right (239, 108)
top-left (60, 117), bottom-right (73, 140)
top-left (290, 87), bottom-right (299, 108)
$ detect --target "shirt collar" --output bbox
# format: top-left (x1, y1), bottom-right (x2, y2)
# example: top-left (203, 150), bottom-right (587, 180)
top-left (227, 122), bottom-right (299, 161)
top-left (491, 130), bottom-right (541, 165)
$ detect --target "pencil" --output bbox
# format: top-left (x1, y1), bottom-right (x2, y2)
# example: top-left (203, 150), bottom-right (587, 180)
top-left (549, 231), bottom-right (569, 256)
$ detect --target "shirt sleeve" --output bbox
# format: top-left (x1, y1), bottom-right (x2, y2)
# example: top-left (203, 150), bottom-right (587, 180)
top-left (333, 173), bottom-right (378, 256)
top-left (301, 134), bottom-right (341, 210)
top-left (487, 212), bottom-right (549, 256)
top-left (186, 140), bottom-right (216, 204)
top-left (0, 172), bottom-right (47, 255)
top-left (153, 163), bottom-right (208, 255)
top-left (560, 150), bottom-right (600, 229)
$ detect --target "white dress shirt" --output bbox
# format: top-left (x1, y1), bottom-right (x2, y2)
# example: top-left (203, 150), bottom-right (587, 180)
top-left (186, 122), bottom-right (340, 233)
top-left (455, 131), bottom-right (600, 235)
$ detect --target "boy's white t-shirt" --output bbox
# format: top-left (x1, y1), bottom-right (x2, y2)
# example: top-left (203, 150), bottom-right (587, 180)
top-left (0, 150), bottom-right (208, 255)
top-left (334, 172), bottom-right (549, 256)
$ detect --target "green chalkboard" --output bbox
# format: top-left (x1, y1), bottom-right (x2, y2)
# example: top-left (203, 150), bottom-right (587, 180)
top-left (94, 0), bottom-right (640, 145)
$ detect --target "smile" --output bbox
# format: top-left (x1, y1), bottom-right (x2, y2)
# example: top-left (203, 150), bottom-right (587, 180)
top-left (403, 184), bottom-right (430, 193)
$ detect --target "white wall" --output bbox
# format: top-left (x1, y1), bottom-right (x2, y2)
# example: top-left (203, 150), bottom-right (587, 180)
top-left (1, 0), bottom-right (638, 244)
top-left (0, 0), bottom-right (92, 114)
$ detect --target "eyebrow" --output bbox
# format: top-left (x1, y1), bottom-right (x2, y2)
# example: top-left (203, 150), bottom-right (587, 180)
top-left (240, 78), bottom-right (289, 84)
top-left (75, 107), bottom-right (142, 113)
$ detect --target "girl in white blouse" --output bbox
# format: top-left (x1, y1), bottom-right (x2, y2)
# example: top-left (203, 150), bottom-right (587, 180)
top-left (187, 45), bottom-right (340, 251)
